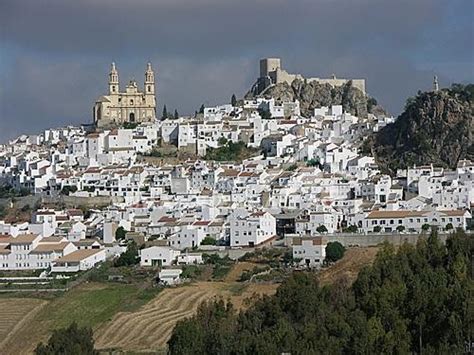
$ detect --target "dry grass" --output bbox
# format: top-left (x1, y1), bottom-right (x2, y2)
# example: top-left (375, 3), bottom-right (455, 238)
top-left (0, 298), bottom-right (48, 354)
top-left (95, 264), bottom-right (278, 353)
top-left (318, 247), bottom-right (379, 286)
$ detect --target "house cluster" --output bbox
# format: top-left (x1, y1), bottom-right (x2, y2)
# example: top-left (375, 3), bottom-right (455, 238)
top-left (0, 94), bottom-right (472, 272)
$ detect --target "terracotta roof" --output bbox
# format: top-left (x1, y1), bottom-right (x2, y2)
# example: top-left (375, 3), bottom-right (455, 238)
top-left (293, 236), bottom-right (326, 246)
top-left (30, 242), bottom-right (71, 253)
top-left (8, 234), bottom-right (39, 244)
top-left (54, 249), bottom-right (103, 263)
top-left (193, 220), bottom-right (211, 226)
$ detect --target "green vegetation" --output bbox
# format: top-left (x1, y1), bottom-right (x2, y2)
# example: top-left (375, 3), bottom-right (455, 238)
top-left (35, 322), bottom-right (97, 355)
top-left (445, 223), bottom-right (454, 231)
top-left (114, 241), bottom-right (139, 267)
top-left (60, 185), bottom-right (77, 196)
top-left (200, 236), bottom-right (217, 246)
top-left (204, 140), bottom-right (260, 162)
top-left (0, 185), bottom-right (30, 198)
top-left (181, 265), bottom-right (203, 280)
top-left (422, 223), bottom-right (431, 231)
top-left (343, 224), bottom-right (358, 233)
top-left (396, 225), bottom-right (406, 233)
top-left (239, 265), bottom-right (270, 282)
top-left (257, 108), bottom-right (272, 120)
top-left (286, 164), bottom-right (297, 171)
top-left (162, 105), bottom-right (168, 120)
top-left (115, 226), bottom-right (127, 240)
top-left (203, 254), bottom-right (234, 280)
top-left (169, 230), bottom-right (473, 354)
top-left (231, 94), bottom-right (237, 107)
top-left (122, 122), bottom-right (139, 129)
top-left (325, 241), bottom-right (345, 263)
top-left (316, 224), bottom-right (328, 233)
top-left (373, 226), bottom-right (382, 233)
top-left (306, 158), bottom-right (321, 168)
top-left (372, 84), bottom-right (474, 174)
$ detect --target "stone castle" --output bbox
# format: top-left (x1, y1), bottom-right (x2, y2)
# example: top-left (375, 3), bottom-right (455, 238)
top-left (93, 63), bottom-right (157, 127)
top-left (252, 57), bottom-right (366, 95)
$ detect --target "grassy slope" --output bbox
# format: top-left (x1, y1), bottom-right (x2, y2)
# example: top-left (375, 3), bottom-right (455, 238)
top-left (2, 282), bottom-right (161, 355)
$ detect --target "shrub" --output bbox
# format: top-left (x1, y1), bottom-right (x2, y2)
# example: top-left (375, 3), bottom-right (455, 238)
top-left (114, 241), bottom-right (139, 267)
top-left (200, 236), bottom-right (216, 246)
top-left (35, 322), bottom-right (97, 355)
top-left (325, 241), bottom-right (345, 263)
top-left (316, 225), bottom-right (328, 234)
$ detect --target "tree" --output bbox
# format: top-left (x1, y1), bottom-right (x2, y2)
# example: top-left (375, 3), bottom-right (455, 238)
top-left (373, 226), bottom-right (382, 233)
top-left (114, 241), bottom-right (139, 267)
top-left (174, 109), bottom-right (179, 119)
top-left (231, 94), bottom-right (237, 107)
top-left (445, 223), bottom-right (453, 231)
top-left (396, 225), bottom-right (405, 233)
top-left (201, 236), bottom-right (216, 246)
top-left (199, 104), bottom-right (205, 114)
top-left (162, 105), bottom-right (168, 120)
top-left (258, 108), bottom-right (272, 120)
top-left (344, 225), bottom-right (358, 233)
top-left (421, 223), bottom-right (431, 231)
top-left (325, 241), bottom-right (345, 263)
top-left (115, 226), bottom-right (127, 240)
top-left (316, 225), bottom-right (328, 234)
top-left (35, 322), bottom-right (97, 355)
top-left (60, 185), bottom-right (77, 196)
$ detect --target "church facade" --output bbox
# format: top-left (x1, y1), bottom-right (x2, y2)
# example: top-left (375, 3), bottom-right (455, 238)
top-left (93, 62), bottom-right (157, 127)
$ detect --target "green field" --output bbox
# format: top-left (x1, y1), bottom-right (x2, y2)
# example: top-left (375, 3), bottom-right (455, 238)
top-left (0, 282), bottom-right (162, 355)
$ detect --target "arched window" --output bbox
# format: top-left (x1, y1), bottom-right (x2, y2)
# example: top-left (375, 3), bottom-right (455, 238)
top-left (130, 99), bottom-right (134, 105)
top-left (148, 85), bottom-right (151, 92)
top-left (129, 112), bottom-right (135, 122)
top-left (112, 86), bottom-right (116, 92)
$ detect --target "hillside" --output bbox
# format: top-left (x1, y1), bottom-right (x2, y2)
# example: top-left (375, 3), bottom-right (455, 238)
top-left (168, 231), bottom-right (472, 354)
top-left (370, 84), bottom-right (474, 174)
top-left (245, 79), bottom-right (386, 118)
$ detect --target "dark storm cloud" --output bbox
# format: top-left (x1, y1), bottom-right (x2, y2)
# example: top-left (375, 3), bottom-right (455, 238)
top-left (0, 0), bottom-right (473, 142)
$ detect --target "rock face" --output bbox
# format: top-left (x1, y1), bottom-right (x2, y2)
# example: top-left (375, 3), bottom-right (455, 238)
top-left (371, 84), bottom-right (474, 174)
top-left (245, 79), bottom-right (385, 118)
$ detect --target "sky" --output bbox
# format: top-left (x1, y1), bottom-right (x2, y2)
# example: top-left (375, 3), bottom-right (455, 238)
top-left (0, 0), bottom-right (473, 143)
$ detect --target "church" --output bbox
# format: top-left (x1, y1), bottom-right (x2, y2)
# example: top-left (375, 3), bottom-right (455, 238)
top-left (93, 62), bottom-right (157, 127)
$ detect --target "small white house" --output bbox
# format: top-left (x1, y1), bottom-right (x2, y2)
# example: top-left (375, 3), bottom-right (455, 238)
top-left (292, 236), bottom-right (327, 267)
top-left (176, 253), bottom-right (203, 265)
top-left (158, 269), bottom-right (183, 285)
top-left (51, 249), bottom-right (106, 273)
top-left (140, 246), bottom-right (181, 267)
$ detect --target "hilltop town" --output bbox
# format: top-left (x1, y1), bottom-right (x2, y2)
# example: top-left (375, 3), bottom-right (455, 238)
top-left (0, 58), bottom-right (472, 353)
top-left (0, 58), bottom-right (472, 273)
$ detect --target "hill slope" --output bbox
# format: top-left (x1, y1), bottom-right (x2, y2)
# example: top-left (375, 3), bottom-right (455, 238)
top-left (371, 84), bottom-right (474, 174)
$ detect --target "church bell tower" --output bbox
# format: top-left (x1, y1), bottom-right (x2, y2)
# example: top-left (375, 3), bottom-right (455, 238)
top-left (109, 62), bottom-right (119, 95)
top-left (145, 62), bottom-right (155, 95)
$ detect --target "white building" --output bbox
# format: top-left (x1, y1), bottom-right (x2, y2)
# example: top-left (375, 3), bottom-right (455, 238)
top-left (230, 211), bottom-right (276, 247)
top-left (292, 236), bottom-right (327, 267)
top-left (139, 246), bottom-right (181, 267)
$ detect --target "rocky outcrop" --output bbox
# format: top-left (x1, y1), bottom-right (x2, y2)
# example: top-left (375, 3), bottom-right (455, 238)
top-left (370, 84), bottom-right (474, 174)
top-left (245, 79), bottom-right (385, 118)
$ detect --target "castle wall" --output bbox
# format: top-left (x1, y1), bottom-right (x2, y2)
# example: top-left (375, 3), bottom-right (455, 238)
top-left (257, 57), bottom-right (366, 95)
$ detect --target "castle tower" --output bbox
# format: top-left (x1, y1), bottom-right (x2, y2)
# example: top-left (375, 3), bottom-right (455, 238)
top-left (145, 62), bottom-right (155, 95)
top-left (109, 62), bottom-right (119, 95)
top-left (433, 75), bottom-right (439, 92)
